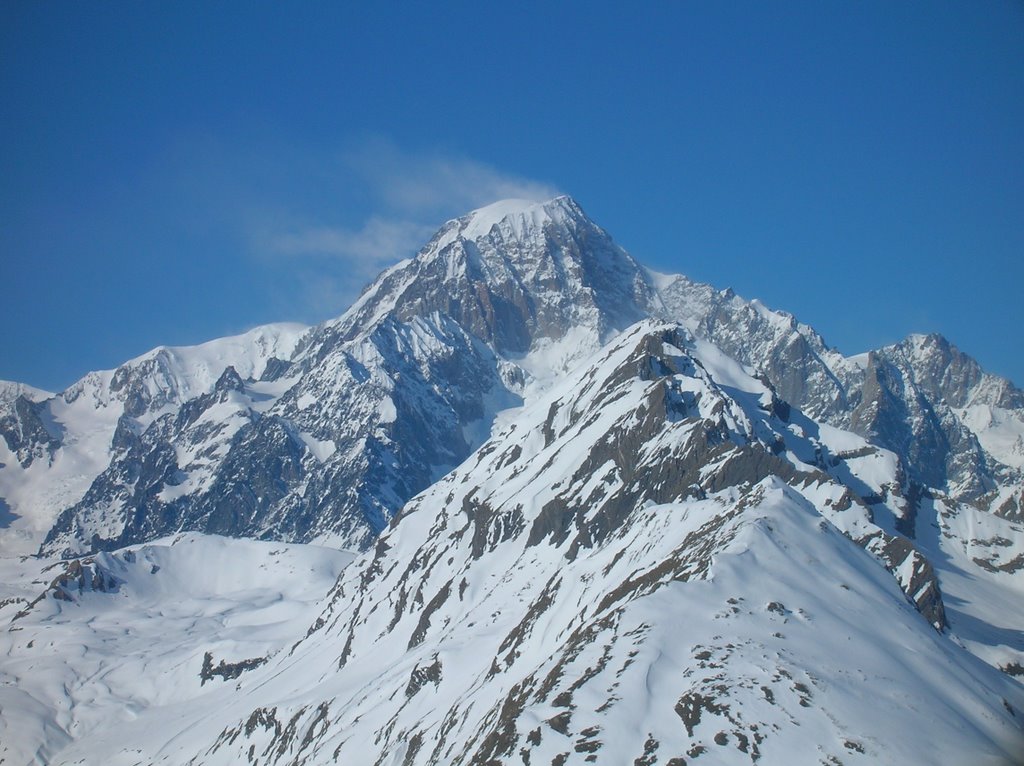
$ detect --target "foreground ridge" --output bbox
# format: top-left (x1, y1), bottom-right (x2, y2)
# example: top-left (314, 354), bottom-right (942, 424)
top-left (9, 321), bottom-right (1019, 764)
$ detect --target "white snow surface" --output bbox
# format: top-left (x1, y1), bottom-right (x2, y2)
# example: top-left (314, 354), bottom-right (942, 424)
top-left (0, 381), bottom-right (53, 405)
top-left (458, 197), bottom-right (568, 241)
top-left (0, 533), bottom-right (354, 766)
top-left (960, 403), bottom-right (1024, 470)
top-left (116, 322), bottom-right (308, 398)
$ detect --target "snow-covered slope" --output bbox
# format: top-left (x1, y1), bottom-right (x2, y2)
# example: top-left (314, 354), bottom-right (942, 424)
top-left (23, 321), bottom-right (1021, 765)
top-left (36, 313), bottom-right (522, 557)
top-left (0, 381), bottom-right (53, 406)
top-left (0, 533), bottom-right (354, 766)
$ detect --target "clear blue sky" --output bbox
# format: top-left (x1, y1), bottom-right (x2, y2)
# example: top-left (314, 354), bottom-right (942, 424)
top-left (2, 1), bottom-right (1022, 391)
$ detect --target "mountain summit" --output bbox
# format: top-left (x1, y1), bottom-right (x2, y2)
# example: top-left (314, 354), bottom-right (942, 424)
top-left (335, 194), bottom-right (654, 356)
top-left (454, 195), bottom-right (580, 240)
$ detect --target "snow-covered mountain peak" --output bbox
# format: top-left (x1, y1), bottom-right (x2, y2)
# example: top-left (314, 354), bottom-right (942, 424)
top-left (333, 195), bottom-right (654, 356)
top-left (120, 321), bottom-right (309, 387)
top-left (904, 330), bottom-right (943, 347)
top-left (459, 197), bottom-right (555, 239)
top-left (419, 194), bottom-right (593, 261)
top-left (453, 194), bottom-right (582, 241)
top-left (877, 329), bottom-right (1024, 410)
top-left (0, 322), bottom-right (311, 557)
top-left (0, 380), bottom-right (53, 406)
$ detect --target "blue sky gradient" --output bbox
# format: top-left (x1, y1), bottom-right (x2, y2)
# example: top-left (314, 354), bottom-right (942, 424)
top-left (2, 1), bottom-right (1022, 390)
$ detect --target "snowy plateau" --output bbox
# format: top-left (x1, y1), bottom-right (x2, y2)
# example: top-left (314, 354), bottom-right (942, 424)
top-left (1, 196), bottom-right (1023, 765)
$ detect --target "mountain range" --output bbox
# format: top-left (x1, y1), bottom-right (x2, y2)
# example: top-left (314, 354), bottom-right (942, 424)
top-left (1, 196), bottom-right (1022, 764)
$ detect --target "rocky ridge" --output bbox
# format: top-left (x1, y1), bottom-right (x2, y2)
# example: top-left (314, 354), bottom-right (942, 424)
top-left (3, 196), bottom-right (1019, 563)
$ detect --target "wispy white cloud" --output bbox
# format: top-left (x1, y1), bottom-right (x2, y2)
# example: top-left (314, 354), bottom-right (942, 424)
top-left (266, 216), bottom-right (434, 268)
top-left (258, 140), bottom-right (562, 267)
top-left (240, 138), bottom-right (562, 318)
top-left (344, 138), bottom-right (563, 216)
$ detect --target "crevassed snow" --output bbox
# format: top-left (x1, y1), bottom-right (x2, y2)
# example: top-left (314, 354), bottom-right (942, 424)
top-left (0, 398), bottom-right (122, 555)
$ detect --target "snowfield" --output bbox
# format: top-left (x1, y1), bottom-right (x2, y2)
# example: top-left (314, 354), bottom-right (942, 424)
top-left (0, 534), bottom-right (353, 765)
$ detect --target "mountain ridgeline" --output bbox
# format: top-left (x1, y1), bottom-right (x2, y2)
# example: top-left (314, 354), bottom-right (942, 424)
top-left (2, 196), bottom-right (1023, 765)
top-left (1, 196), bottom-right (1020, 562)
